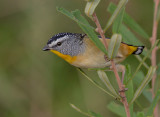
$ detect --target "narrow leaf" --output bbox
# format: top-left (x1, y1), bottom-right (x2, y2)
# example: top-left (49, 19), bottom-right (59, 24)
top-left (130, 67), bottom-right (156, 104)
top-left (104, 0), bottom-right (128, 32)
top-left (143, 89), bottom-right (152, 103)
top-left (108, 3), bottom-right (150, 39)
top-left (85, 0), bottom-right (100, 17)
top-left (88, 111), bottom-right (103, 117)
top-left (135, 55), bottom-right (149, 69)
top-left (120, 24), bottom-right (142, 45)
top-left (70, 104), bottom-right (90, 117)
top-left (137, 112), bottom-right (145, 117)
top-left (108, 34), bottom-right (122, 59)
top-left (57, 7), bottom-right (94, 29)
top-left (77, 68), bottom-right (117, 99)
top-left (146, 90), bottom-right (160, 116)
top-left (112, 7), bottom-right (125, 33)
top-left (57, 7), bottom-right (74, 19)
top-left (133, 72), bottom-right (153, 103)
top-left (135, 101), bottom-right (144, 111)
top-left (124, 64), bottom-right (132, 84)
top-left (57, 8), bottom-right (107, 54)
top-left (127, 81), bottom-right (134, 117)
top-left (124, 65), bottom-right (134, 117)
top-left (97, 70), bottom-right (120, 98)
top-left (133, 71), bottom-right (144, 87)
top-left (107, 102), bottom-right (126, 117)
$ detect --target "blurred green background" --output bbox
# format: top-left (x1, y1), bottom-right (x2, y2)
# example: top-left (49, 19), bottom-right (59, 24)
top-left (0, 0), bottom-right (159, 117)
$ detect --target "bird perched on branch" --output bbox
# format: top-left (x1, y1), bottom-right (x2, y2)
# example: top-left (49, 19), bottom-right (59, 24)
top-left (43, 32), bottom-right (144, 68)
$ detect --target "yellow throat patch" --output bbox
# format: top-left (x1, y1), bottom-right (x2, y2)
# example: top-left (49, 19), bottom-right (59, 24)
top-left (50, 50), bottom-right (77, 63)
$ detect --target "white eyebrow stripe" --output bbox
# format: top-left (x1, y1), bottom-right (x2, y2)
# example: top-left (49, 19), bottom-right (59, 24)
top-left (48, 35), bottom-right (68, 47)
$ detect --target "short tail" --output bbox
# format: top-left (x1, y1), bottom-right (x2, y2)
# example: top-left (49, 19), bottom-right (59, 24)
top-left (132, 46), bottom-right (145, 55)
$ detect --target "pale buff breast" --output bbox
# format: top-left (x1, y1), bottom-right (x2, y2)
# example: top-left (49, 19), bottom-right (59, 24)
top-left (71, 38), bottom-right (125, 68)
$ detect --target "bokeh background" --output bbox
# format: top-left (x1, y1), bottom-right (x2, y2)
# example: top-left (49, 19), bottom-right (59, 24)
top-left (0, 0), bottom-right (159, 117)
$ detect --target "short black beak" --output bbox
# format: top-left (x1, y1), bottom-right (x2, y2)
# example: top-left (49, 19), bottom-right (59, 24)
top-left (43, 45), bottom-right (50, 51)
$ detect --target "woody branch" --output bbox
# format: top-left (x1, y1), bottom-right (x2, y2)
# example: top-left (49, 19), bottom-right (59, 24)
top-left (150, 0), bottom-right (160, 117)
top-left (92, 12), bottom-right (131, 117)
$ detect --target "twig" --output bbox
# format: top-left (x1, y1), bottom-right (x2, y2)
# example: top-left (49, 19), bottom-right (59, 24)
top-left (92, 13), bottom-right (108, 49)
top-left (150, 0), bottom-right (160, 117)
top-left (92, 13), bottom-right (131, 117)
top-left (111, 61), bottom-right (130, 117)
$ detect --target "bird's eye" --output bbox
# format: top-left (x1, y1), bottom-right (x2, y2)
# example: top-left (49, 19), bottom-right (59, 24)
top-left (57, 42), bottom-right (61, 46)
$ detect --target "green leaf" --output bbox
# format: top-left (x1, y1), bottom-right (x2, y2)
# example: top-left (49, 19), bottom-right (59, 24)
top-left (70, 104), bottom-right (104, 117)
top-left (120, 24), bottom-right (142, 45)
top-left (146, 90), bottom-right (160, 116)
top-left (108, 3), bottom-right (149, 39)
top-left (108, 101), bottom-right (136, 117)
top-left (108, 34), bottom-right (122, 59)
top-left (57, 7), bottom-right (107, 54)
top-left (123, 11), bottom-right (150, 39)
top-left (104, 0), bottom-right (128, 32)
top-left (107, 102), bottom-right (126, 117)
top-left (70, 104), bottom-right (90, 117)
top-left (132, 71), bottom-right (144, 87)
top-left (135, 101), bottom-right (144, 111)
top-left (88, 111), bottom-right (103, 117)
top-left (77, 68), bottom-right (116, 99)
top-left (97, 70), bottom-right (120, 98)
top-left (127, 81), bottom-right (134, 117)
top-left (124, 65), bottom-right (134, 117)
top-left (85, 0), bottom-right (100, 17)
top-left (133, 72), bottom-right (153, 103)
top-left (129, 66), bottom-right (156, 104)
top-left (135, 55), bottom-right (149, 69)
top-left (56, 7), bottom-right (94, 29)
top-left (112, 7), bottom-right (125, 33)
top-left (137, 112), bottom-right (145, 117)
top-left (143, 89), bottom-right (152, 103)
top-left (124, 64), bottom-right (132, 84)
top-left (57, 7), bottom-right (74, 19)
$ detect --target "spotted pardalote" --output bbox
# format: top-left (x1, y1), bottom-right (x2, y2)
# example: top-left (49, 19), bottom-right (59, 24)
top-left (43, 33), bottom-right (144, 68)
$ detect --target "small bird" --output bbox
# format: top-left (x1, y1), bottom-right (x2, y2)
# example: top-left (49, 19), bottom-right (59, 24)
top-left (43, 33), bottom-right (144, 68)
